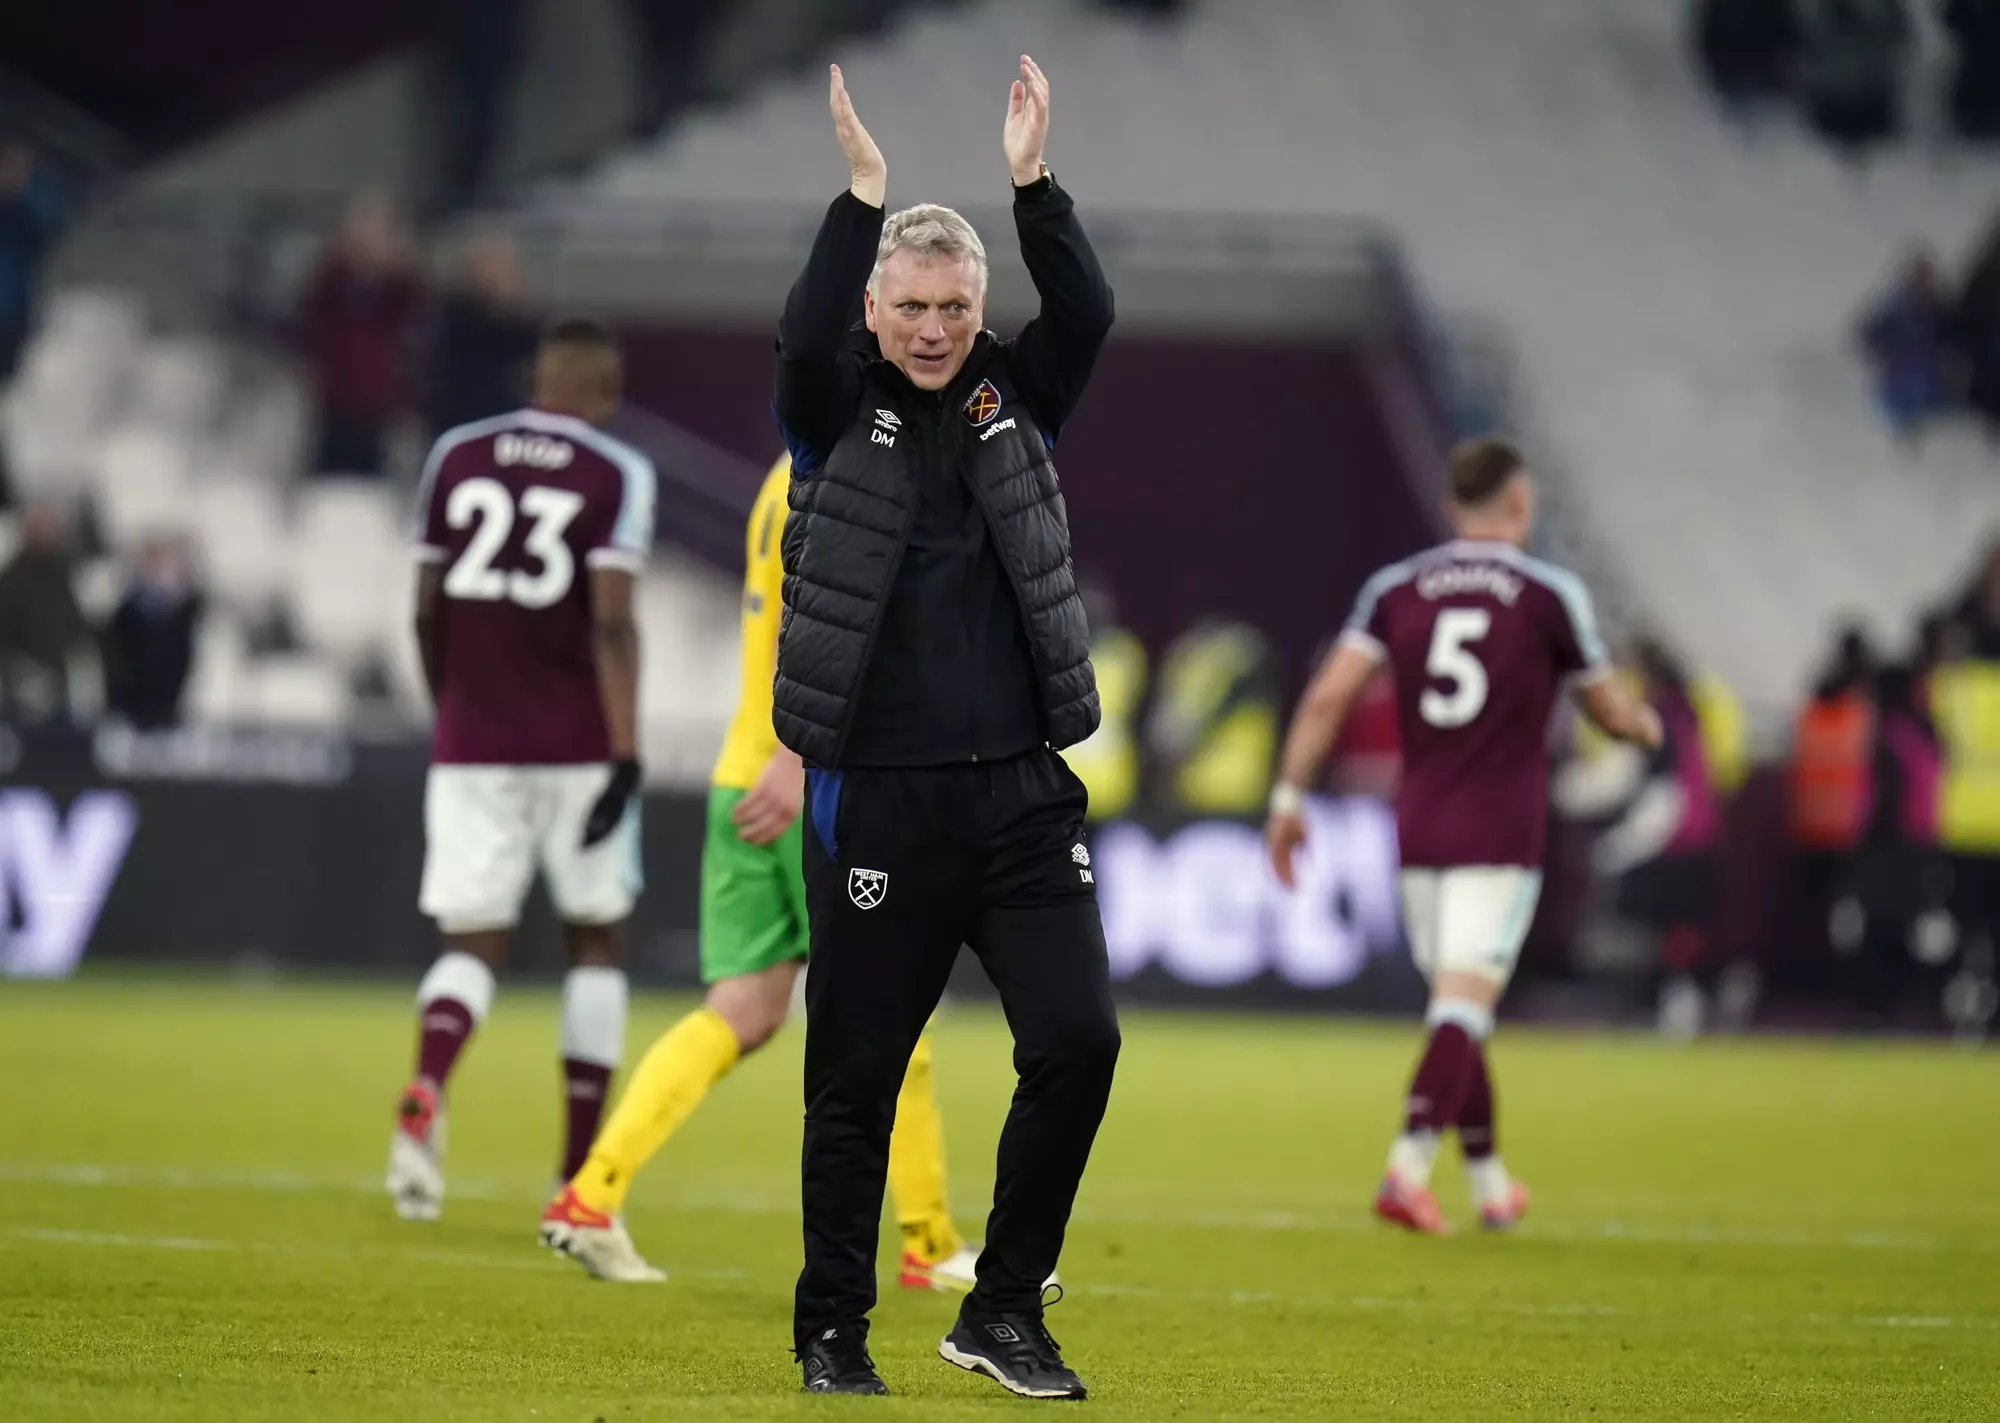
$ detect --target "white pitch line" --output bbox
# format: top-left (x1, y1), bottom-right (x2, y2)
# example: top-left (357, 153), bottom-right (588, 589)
top-left (5, 1226), bottom-right (749, 1280)
top-left (1, 1161), bottom-right (1991, 1256)
top-left (15, 1227), bottom-right (230, 1252)
top-left (13, 1226), bottom-right (1995, 1336)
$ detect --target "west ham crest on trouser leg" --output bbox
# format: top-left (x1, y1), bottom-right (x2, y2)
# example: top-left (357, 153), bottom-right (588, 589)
top-left (847, 867), bottom-right (888, 910)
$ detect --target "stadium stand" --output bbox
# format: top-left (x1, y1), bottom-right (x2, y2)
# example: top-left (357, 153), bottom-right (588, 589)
top-left (0, 280), bottom-right (743, 776)
top-left (531, 0), bottom-right (2000, 709)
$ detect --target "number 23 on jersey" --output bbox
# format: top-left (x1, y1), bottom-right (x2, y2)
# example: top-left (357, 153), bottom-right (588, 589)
top-left (442, 477), bottom-right (587, 610)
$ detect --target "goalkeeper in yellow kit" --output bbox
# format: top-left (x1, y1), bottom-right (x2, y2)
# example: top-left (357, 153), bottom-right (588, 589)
top-left (540, 457), bottom-right (975, 1288)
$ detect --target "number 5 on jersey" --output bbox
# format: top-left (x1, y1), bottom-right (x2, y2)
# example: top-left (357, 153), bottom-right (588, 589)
top-left (443, 477), bottom-right (587, 609)
top-left (1421, 607), bottom-right (1491, 728)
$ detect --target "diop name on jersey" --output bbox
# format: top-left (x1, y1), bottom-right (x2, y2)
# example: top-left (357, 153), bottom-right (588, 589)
top-left (1417, 561), bottom-right (1523, 605)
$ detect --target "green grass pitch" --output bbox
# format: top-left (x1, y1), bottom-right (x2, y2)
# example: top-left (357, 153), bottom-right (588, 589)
top-left (2, 975), bottom-right (1997, 1420)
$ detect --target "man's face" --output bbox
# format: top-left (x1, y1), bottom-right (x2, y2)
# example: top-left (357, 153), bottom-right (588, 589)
top-left (865, 249), bottom-right (983, 391)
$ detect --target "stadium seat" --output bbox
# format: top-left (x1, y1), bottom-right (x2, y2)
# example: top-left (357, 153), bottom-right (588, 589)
top-left (93, 425), bottom-right (196, 549)
top-left (239, 653), bottom-right (353, 728)
top-left (192, 471), bottom-right (295, 611)
top-left (185, 611), bottom-right (252, 724)
top-left (293, 483), bottom-right (406, 567)
top-left (39, 287), bottom-right (144, 358)
top-left (128, 338), bottom-right (228, 436)
top-left (71, 558), bottom-right (124, 624)
top-left (290, 554), bottom-right (402, 668)
top-left (219, 377), bottom-right (311, 485)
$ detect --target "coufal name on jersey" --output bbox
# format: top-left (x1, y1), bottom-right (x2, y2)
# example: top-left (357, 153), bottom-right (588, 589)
top-left (1416, 561), bottom-right (1523, 606)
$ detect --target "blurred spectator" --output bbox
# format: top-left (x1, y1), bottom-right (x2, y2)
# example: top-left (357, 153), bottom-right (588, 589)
top-left (1691, 0), bottom-right (1802, 119)
top-left (0, 505), bottom-right (92, 725)
top-left (1795, 0), bottom-right (1909, 159)
top-left (1956, 209), bottom-right (2000, 436)
top-left (1828, 615), bottom-right (1953, 1019)
top-left (1858, 249), bottom-right (1952, 444)
top-left (1059, 582), bottom-right (1147, 822)
top-left (1790, 622), bottom-right (1876, 856)
top-left (0, 137), bottom-right (64, 384)
top-left (625, 0), bottom-right (734, 139)
top-left (1948, 536), bottom-right (2000, 654)
top-left (1943, 0), bottom-right (2000, 142)
top-left (0, 137), bottom-right (67, 512)
top-left (1330, 663), bottom-right (1401, 803)
top-left (425, 232), bottom-right (536, 433)
top-left (1597, 639), bottom-right (1727, 1036)
top-left (104, 538), bottom-right (204, 731)
top-left (435, 0), bottom-right (527, 211)
top-left (300, 192), bottom-right (425, 478)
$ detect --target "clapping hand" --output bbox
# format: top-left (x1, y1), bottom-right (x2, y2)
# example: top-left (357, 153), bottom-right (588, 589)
top-left (1004, 54), bottom-right (1050, 187)
top-left (828, 64), bottom-right (886, 208)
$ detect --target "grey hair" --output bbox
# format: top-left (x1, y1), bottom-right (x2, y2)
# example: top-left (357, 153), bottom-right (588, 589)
top-left (867, 204), bottom-right (988, 299)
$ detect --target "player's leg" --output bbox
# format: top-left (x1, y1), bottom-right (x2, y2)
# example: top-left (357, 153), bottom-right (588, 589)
top-left (557, 917), bottom-right (629, 1184)
top-left (394, 766), bottom-right (536, 1221)
top-left (544, 786), bottom-right (806, 1279)
top-left (1378, 868), bottom-right (1451, 1232)
top-left (1391, 865), bottom-right (1540, 1232)
top-left (560, 960), bottom-right (797, 1220)
top-left (889, 1029), bottom-right (974, 1288)
top-left (534, 766), bottom-right (643, 1187)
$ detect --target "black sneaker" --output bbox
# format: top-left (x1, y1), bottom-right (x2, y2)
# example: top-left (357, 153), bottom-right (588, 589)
top-left (797, 1323), bottom-right (889, 1395)
top-left (939, 1310), bottom-right (1087, 1400)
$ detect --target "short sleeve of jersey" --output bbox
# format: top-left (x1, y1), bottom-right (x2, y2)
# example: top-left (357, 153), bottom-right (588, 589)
top-left (1339, 563), bottom-right (1406, 663)
top-left (582, 437), bottom-right (658, 572)
top-left (1535, 561), bottom-right (1611, 680)
top-left (739, 460), bottom-right (789, 690)
top-left (745, 461), bottom-right (788, 623)
top-left (413, 435), bottom-right (456, 562)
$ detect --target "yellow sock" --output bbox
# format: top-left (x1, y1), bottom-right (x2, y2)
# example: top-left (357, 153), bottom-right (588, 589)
top-left (571, 1006), bottom-right (739, 1215)
top-left (888, 1032), bottom-right (964, 1263)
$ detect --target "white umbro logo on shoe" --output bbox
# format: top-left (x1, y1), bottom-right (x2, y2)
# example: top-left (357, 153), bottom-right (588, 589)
top-left (986, 1323), bottom-right (1021, 1343)
top-left (848, 868), bottom-right (888, 910)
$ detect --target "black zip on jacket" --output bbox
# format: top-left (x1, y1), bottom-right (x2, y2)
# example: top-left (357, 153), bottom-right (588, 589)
top-left (771, 177), bottom-right (1115, 769)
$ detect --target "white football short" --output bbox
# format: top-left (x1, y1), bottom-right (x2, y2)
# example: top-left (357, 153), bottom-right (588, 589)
top-left (419, 765), bottom-right (642, 933)
top-left (1397, 866), bottom-right (1545, 987)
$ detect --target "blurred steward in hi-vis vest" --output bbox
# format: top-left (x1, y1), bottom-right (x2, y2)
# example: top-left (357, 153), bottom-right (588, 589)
top-left (1059, 583), bottom-right (1145, 822)
top-left (1144, 620), bottom-right (1280, 816)
top-left (1932, 649), bottom-right (2000, 854)
top-left (1577, 662), bottom-right (1747, 797)
top-left (1790, 625), bottom-right (1876, 854)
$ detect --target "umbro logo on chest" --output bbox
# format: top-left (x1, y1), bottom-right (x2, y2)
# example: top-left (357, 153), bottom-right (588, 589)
top-left (871, 409), bottom-right (899, 447)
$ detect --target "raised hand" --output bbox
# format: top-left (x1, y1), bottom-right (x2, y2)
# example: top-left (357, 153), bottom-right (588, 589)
top-left (828, 64), bottom-right (886, 208)
top-left (1003, 54), bottom-right (1049, 186)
